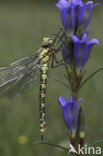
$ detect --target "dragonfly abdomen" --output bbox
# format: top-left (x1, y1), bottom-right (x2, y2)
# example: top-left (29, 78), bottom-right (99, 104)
top-left (40, 62), bottom-right (49, 140)
top-left (38, 40), bottom-right (52, 140)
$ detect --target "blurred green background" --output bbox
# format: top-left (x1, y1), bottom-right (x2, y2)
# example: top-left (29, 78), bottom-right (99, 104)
top-left (0, 1), bottom-right (103, 156)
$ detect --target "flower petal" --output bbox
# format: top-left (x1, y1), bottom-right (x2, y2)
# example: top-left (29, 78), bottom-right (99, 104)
top-left (56, 0), bottom-right (70, 10)
top-left (58, 96), bottom-right (69, 107)
top-left (84, 3), bottom-right (100, 30)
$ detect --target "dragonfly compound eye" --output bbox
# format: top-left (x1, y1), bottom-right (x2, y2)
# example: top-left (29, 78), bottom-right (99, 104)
top-left (49, 39), bottom-right (54, 45)
top-left (42, 38), bottom-right (54, 47)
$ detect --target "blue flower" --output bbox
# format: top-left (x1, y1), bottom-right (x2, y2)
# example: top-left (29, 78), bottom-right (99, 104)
top-left (58, 94), bottom-right (82, 132)
top-left (78, 1), bottom-right (99, 31)
top-left (72, 33), bottom-right (99, 68)
top-left (56, 0), bottom-right (99, 32)
top-left (62, 33), bottom-right (99, 68)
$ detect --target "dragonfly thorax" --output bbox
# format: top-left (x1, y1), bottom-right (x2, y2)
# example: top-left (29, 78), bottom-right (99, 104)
top-left (41, 37), bottom-right (54, 47)
top-left (39, 48), bottom-right (51, 64)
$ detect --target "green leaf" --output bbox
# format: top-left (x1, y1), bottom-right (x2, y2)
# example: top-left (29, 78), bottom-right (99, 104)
top-left (33, 140), bottom-right (69, 152)
top-left (59, 139), bottom-right (70, 148)
top-left (78, 68), bottom-right (103, 91)
top-left (93, 139), bottom-right (103, 145)
top-left (48, 74), bottom-right (69, 89)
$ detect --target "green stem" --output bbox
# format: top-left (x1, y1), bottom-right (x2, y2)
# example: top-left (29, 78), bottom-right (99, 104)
top-left (71, 61), bottom-right (82, 156)
top-left (71, 60), bottom-right (77, 101)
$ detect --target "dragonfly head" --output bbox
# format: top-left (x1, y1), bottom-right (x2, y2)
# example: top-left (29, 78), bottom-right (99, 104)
top-left (42, 38), bottom-right (54, 47)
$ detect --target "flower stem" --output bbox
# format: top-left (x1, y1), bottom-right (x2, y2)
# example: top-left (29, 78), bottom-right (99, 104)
top-left (71, 60), bottom-right (78, 101)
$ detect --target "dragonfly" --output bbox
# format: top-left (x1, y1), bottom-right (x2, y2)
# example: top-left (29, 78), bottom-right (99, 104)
top-left (0, 32), bottom-right (64, 141)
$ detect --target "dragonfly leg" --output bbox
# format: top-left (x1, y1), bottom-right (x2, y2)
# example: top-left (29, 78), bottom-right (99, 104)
top-left (53, 27), bottom-right (64, 43)
top-left (51, 63), bottom-right (64, 68)
top-left (53, 43), bottom-right (64, 53)
top-left (51, 54), bottom-right (65, 68)
top-left (54, 29), bottom-right (65, 44)
top-left (53, 28), bottom-right (67, 47)
top-left (53, 35), bottom-right (65, 48)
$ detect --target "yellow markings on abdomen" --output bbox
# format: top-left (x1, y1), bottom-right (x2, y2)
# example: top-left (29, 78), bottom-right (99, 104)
top-left (41, 66), bottom-right (48, 74)
top-left (41, 84), bottom-right (46, 89)
top-left (41, 93), bottom-right (45, 98)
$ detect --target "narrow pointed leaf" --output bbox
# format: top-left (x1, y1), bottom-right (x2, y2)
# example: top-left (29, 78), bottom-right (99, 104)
top-left (48, 74), bottom-right (69, 89)
top-left (78, 68), bottom-right (103, 90)
top-left (93, 139), bottom-right (103, 145)
top-left (33, 141), bottom-right (69, 152)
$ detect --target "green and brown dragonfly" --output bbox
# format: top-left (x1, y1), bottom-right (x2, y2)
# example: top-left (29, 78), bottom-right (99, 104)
top-left (0, 33), bottom-right (64, 141)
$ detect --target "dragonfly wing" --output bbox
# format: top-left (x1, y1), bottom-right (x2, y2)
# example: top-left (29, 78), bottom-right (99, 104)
top-left (0, 56), bottom-right (41, 98)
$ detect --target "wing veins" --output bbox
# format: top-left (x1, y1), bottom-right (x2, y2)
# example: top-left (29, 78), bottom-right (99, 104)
top-left (0, 55), bottom-right (41, 98)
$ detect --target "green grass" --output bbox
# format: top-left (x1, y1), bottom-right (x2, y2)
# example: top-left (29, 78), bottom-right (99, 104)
top-left (0, 2), bottom-right (103, 156)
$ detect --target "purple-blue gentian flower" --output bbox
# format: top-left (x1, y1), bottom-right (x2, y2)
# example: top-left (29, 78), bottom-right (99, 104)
top-left (58, 94), bottom-right (82, 132)
top-left (63, 33), bottom-right (99, 68)
top-left (56, 0), bottom-right (99, 32)
top-left (72, 33), bottom-right (99, 68)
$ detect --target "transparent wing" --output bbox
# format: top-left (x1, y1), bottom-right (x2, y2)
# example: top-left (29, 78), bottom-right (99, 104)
top-left (0, 56), bottom-right (41, 98)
